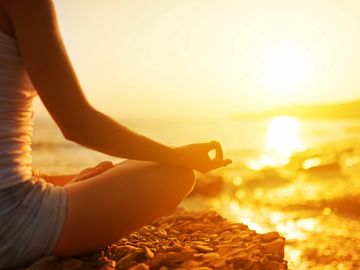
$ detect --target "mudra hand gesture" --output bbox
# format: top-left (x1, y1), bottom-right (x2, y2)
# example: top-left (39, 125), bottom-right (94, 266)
top-left (174, 141), bottom-right (232, 173)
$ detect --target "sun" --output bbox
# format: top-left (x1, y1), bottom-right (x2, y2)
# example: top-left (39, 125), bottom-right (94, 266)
top-left (261, 45), bottom-right (310, 94)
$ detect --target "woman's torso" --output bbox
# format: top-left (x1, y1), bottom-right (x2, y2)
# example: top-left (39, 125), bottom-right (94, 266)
top-left (0, 26), bottom-right (37, 189)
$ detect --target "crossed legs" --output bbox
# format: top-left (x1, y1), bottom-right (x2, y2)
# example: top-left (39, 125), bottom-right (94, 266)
top-left (52, 159), bottom-right (195, 257)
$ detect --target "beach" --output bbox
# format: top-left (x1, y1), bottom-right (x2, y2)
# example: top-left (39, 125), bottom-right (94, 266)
top-left (22, 210), bottom-right (287, 270)
top-left (27, 116), bottom-right (360, 269)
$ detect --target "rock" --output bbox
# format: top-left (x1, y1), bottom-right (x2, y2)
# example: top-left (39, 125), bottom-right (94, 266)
top-left (100, 266), bottom-right (116, 270)
top-left (195, 245), bottom-right (214, 253)
top-left (115, 245), bottom-right (141, 258)
top-left (23, 210), bottom-right (287, 270)
top-left (149, 254), bottom-right (167, 269)
top-left (157, 229), bottom-right (168, 238)
top-left (261, 232), bottom-right (281, 243)
top-left (180, 259), bottom-right (200, 268)
top-left (202, 252), bottom-right (220, 260)
top-left (261, 239), bottom-right (285, 255)
top-left (116, 251), bottom-right (141, 269)
top-left (150, 251), bottom-right (194, 269)
top-left (192, 241), bottom-right (208, 246)
top-left (144, 247), bottom-right (154, 259)
top-left (107, 260), bottom-right (116, 268)
top-left (128, 263), bottom-right (149, 270)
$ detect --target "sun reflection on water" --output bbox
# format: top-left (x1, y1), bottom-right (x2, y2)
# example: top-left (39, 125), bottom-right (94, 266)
top-left (229, 201), bottom-right (266, 233)
top-left (266, 116), bottom-right (305, 162)
top-left (184, 115), bottom-right (360, 268)
top-left (275, 218), bottom-right (319, 240)
top-left (247, 116), bottom-right (306, 169)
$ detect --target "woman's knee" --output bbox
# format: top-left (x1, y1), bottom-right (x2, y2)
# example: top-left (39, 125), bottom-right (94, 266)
top-left (166, 165), bottom-right (195, 196)
top-left (52, 162), bottom-right (195, 257)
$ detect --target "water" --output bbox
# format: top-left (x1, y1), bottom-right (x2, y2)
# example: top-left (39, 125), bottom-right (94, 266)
top-left (32, 115), bottom-right (360, 269)
top-left (32, 116), bottom-right (360, 171)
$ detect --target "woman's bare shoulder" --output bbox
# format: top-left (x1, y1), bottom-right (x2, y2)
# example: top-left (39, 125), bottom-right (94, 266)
top-left (0, 0), bottom-right (58, 38)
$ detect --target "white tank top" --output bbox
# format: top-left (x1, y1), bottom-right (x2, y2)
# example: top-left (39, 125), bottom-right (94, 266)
top-left (0, 31), bottom-right (37, 189)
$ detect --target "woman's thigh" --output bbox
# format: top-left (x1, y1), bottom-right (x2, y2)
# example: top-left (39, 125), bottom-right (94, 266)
top-left (52, 160), bottom-right (195, 257)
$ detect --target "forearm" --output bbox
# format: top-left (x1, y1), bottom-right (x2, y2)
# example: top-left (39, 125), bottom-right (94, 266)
top-left (65, 108), bottom-right (177, 164)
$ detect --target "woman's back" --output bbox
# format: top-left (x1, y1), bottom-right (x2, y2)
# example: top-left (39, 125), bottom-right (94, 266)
top-left (0, 31), bottom-right (36, 188)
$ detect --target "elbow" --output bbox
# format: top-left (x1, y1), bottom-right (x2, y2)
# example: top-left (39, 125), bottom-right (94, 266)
top-left (62, 124), bottom-right (91, 144)
top-left (59, 106), bottom-right (96, 143)
top-left (62, 128), bottom-right (77, 142)
top-left (61, 122), bottom-right (83, 143)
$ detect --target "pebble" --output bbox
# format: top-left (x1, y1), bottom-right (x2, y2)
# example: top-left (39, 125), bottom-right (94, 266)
top-left (99, 266), bottom-right (115, 270)
top-left (261, 232), bottom-right (281, 243)
top-left (202, 252), bottom-right (220, 259)
top-left (261, 238), bottom-right (285, 255)
top-left (128, 263), bottom-right (149, 270)
top-left (22, 210), bottom-right (287, 270)
top-left (195, 245), bottom-right (213, 253)
top-left (144, 247), bottom-right (154, 259)
top-left (157, 229), bottom-right (168, 238)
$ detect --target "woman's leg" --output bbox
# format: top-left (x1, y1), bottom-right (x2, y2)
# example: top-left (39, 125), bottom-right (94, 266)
top-left (52, 160), bottom-right (195, 257)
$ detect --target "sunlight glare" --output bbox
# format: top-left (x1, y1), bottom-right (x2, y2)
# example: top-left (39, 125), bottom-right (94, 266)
top-left (265, 116), bottom-right (305, 165)
top-left (229, 201), bottom-right (265, 233)
top-left (302, 157), bottom-right (321, 170)
top-left (262, 46), bottom-right (310, 94)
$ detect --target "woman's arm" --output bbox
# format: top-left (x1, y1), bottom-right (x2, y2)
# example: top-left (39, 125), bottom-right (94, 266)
top-left (3, 0), bottom-right (175, 162)
top-left (3, 0), bottom-right (231, 173)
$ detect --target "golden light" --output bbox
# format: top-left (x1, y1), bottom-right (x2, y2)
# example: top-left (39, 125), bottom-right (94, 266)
top-left (265, 116), bottom-right (305, 164)
top-left (262, 45), bottom-right (310, 94)
top-left (229, 201), bottom-right (265, 233)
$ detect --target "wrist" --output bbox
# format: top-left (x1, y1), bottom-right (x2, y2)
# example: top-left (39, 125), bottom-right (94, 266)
top-left (163, 145), bottom-right (179, 164)
top-left (164, 146), bottom-right (188, 167)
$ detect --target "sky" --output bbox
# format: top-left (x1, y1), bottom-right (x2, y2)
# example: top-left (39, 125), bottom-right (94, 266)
top-left (35, 0), bottom-right (360, 118)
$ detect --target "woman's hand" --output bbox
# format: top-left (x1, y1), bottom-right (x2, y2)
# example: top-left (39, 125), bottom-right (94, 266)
top-left (67, 161), bottom-right (114, 184)
top-left (40, 161), bottom-right (115, 186)
top-left (173, 141), bottom-right (232, 173)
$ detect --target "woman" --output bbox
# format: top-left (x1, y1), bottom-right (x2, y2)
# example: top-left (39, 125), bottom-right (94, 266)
top-left (0, 0), bottom-right (231, 268)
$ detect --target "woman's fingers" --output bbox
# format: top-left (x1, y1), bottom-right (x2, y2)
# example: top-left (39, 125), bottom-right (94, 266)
top-left (78, 167), bottom-right (104, 180)
top-left (214, 142), bottom-right (224, 162)
top-left (203, 141), bottom-right (232, 172)
top-left (222, 159), bottom-right (232, 166)
top-left (205, 141), bottom-right (224, 162)
top-left (75, 161), bottom-right (114, 181)
top-left (79, 167), bottom-right (93, 175)
top-left (178, 141), bottom-right (231, 173)
top-left (211, 158), bottom-right (232, 170)
top-left (206, 140), bottom-right (217, 149)
top-left (85, 161), bottom-right (113, 174)
top-left (97, 161), bottom-right (114, 170)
